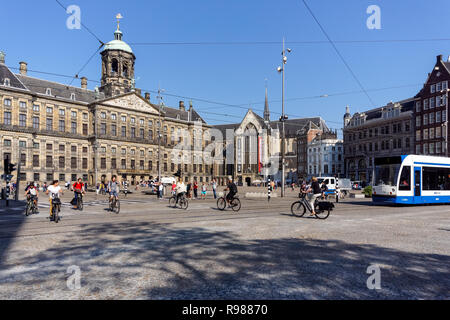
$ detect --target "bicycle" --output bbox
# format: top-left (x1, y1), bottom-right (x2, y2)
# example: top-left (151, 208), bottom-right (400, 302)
top-left (217, 192), bottom-right (241, 212)
top-left (290, 192), bottom-right (332, 219)
top-left (50, 197), bottom-right (61, 223)
top-left (169, 193), bottom-right (189, 210)
top-left (25, 196), bottom-right (38, 216)
top-left (75, 192), bottom-right (84, 211)
top-left (109, 196), bottom-right (120, 214)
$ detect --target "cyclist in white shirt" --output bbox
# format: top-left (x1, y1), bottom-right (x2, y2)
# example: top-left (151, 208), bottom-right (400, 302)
top-left (175, 179), bottom-right (187, 204)
top-left (45, 180), bottom-right (63, 219)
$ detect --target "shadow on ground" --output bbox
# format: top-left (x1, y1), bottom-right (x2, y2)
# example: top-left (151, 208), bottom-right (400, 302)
top-left (0, 220), bottom-right (448, 299)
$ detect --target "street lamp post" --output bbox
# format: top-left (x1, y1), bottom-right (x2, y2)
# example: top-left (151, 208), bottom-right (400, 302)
top-left (277, 38), bottom-right (291, 197)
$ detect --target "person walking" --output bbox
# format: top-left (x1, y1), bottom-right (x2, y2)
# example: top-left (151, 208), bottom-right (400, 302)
top-left (211, 179), bottom-right (217, 199)
top-left (158, 181), bottom-right (164, 199)
top-left (193, 180), bottom-right (198, 199)
top-left (186, 182), bottom-right (192, 199)
top-left (201, 183), bottom-right (207, 200)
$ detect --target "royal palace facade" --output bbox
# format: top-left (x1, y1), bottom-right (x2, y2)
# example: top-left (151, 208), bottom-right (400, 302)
top-left (0, 24), bottom-right (214, 187)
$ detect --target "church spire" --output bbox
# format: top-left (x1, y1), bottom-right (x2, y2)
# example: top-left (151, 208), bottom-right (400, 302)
top-left (264, 81), bottom-right (270, 122)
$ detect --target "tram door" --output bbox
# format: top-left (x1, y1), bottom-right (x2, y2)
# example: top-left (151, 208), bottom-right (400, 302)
top-left (414, 167), bottom-right (421, 199)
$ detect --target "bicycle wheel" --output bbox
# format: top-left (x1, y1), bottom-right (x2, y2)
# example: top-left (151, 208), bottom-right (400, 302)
top-left (78, 198), bottom-right (83, 211)
top-left (54, 206), bottom-right (59, 223)
top-left (25, 202), bottom-right (31, 216)
top-left (291, 201), bottom-right (306, 217)
top-left (169, 196), bottom-right (176, 207)
top-left (315, 208), bottom-right (331, 220)
top-left (217, 197), bottom-right (226, 211)
top-left (231, 198), bottom-right (241, 212)
top-left (114, 200), bottom-right (120, 214)
top-left (180, 199), bottom-right (189, 210)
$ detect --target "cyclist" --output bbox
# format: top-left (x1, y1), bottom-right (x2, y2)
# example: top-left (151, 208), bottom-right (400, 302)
top-left (72, 178), bottom-right (85, 208)
top-left (175, 178), bottom-right (187, 204)
top-left (45, 180), bottom-right (63, 220)
top-left (306, 177), bottom-right (322, 216)
top-left (25, 181), bottom-right (39, 213)
top-left (224, 177), bottom-right (238, 207)
top-left (108, 175), bottom-right (119, 206)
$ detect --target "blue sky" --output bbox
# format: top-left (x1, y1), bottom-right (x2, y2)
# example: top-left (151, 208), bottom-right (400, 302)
top-left (1, 0), bottom-right (449, 133)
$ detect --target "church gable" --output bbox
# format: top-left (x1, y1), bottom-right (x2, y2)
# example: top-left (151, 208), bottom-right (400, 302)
top-left (236, 110), bottom-right (265, 134)
top-left (99, 92), bottom-right (159, 114)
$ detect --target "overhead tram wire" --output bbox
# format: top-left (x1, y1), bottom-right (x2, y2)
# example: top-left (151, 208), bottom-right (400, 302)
top-left (301, 0), bottom-right (375, 107)
top-left (128, 38), bottom-right (450, 46)
top-left (68, 46), bottom-right (103, 86)
top-left (54, 0), bottom-right (105, 47)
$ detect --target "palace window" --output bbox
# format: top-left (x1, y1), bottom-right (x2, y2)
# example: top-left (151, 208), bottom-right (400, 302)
top-left (32, 117), bottom-right (39, 129)
top-left (19, 114), bottom-right (26, 127)
top-left (3, 111), bottom-right (11, 125)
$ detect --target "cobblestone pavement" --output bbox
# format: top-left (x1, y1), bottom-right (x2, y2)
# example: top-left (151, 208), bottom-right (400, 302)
top-left (0, 190), bottom-right (449, 299)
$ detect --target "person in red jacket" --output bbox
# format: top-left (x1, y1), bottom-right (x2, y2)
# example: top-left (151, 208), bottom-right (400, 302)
top-left (72, 178), bottom-right (85, 208)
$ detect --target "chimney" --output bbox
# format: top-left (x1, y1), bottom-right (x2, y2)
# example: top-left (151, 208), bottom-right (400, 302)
top-left (19, 61), bottom-right (27, 75)
top-left (135, 88), bottom-right (142, 96)
top-left (179, 100), bottom-right (185, 111)
top-left (144, 92), bottom-right (150, 101)
top-left (188, 100), bottom-right (193, 111)
top-left (0, 51), bottom-right (5, 64)
top-left (437, 54), bottom-right (443, 63)
top-left (81, 77), bottom-right (87, 89)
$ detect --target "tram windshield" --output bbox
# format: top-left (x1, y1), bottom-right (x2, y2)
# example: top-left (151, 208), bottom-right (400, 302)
top-left (374, 157), bottom-right (402, 186)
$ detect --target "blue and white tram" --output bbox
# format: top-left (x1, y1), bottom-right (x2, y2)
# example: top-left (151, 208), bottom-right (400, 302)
top-left (372, 155), bottom-right (450, 205)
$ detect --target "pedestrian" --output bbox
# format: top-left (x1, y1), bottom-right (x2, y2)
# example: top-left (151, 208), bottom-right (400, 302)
top-left (186, 182), bottom-right (192, 199)
top-left (158, 181), bottom-right (164, 199)
top-left (96, 183), bottom-right (100, 195)
top-left (201, 183), bottom-right (207, 200)
top-left (211, 179), bottom-right (217, 199)
top-left (171, 181), bottom-right (177, 196)
top-left (193, 180), bottom-right (198, 199)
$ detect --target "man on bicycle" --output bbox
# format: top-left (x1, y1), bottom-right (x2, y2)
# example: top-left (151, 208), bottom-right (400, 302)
top-left (72, 178), bottom-right (85, 208)
top-left (224, 177), bottom-right (238, 206)
top-left (175, 178), bottom-right (187, 204)
top-left (45, 180), bottom-right (63, 220)
top-left (108, 176), bottom-right (119, 205)
top-left (25, 181), bottom-right (39, 212)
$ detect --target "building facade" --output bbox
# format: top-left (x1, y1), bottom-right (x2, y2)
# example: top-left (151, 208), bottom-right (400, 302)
top-left (307, 133), bottom-right (343, 178)
top-left (343, 99), bottom-right (415, 183)
top-left (414, 55), bottom-right (449, 156)
top-left (213, 89), bottom-right (332, 186)
top-left (0, 23), bottom-right (213, 187)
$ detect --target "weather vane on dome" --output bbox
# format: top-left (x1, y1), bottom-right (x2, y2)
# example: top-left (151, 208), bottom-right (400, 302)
top-left (116, 13), bottom-right (123, 30)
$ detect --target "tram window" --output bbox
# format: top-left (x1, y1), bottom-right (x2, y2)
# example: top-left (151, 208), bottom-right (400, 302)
top-left (423, 167), bottom-right (450, 191)
top-left (399, 166), bottom-right (411, 191)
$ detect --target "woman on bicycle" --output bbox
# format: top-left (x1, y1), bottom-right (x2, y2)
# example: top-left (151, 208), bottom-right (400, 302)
top-left (307, 177), bottom-right (322, 216)
top-left (45, 180), bottom-right (63, 220)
